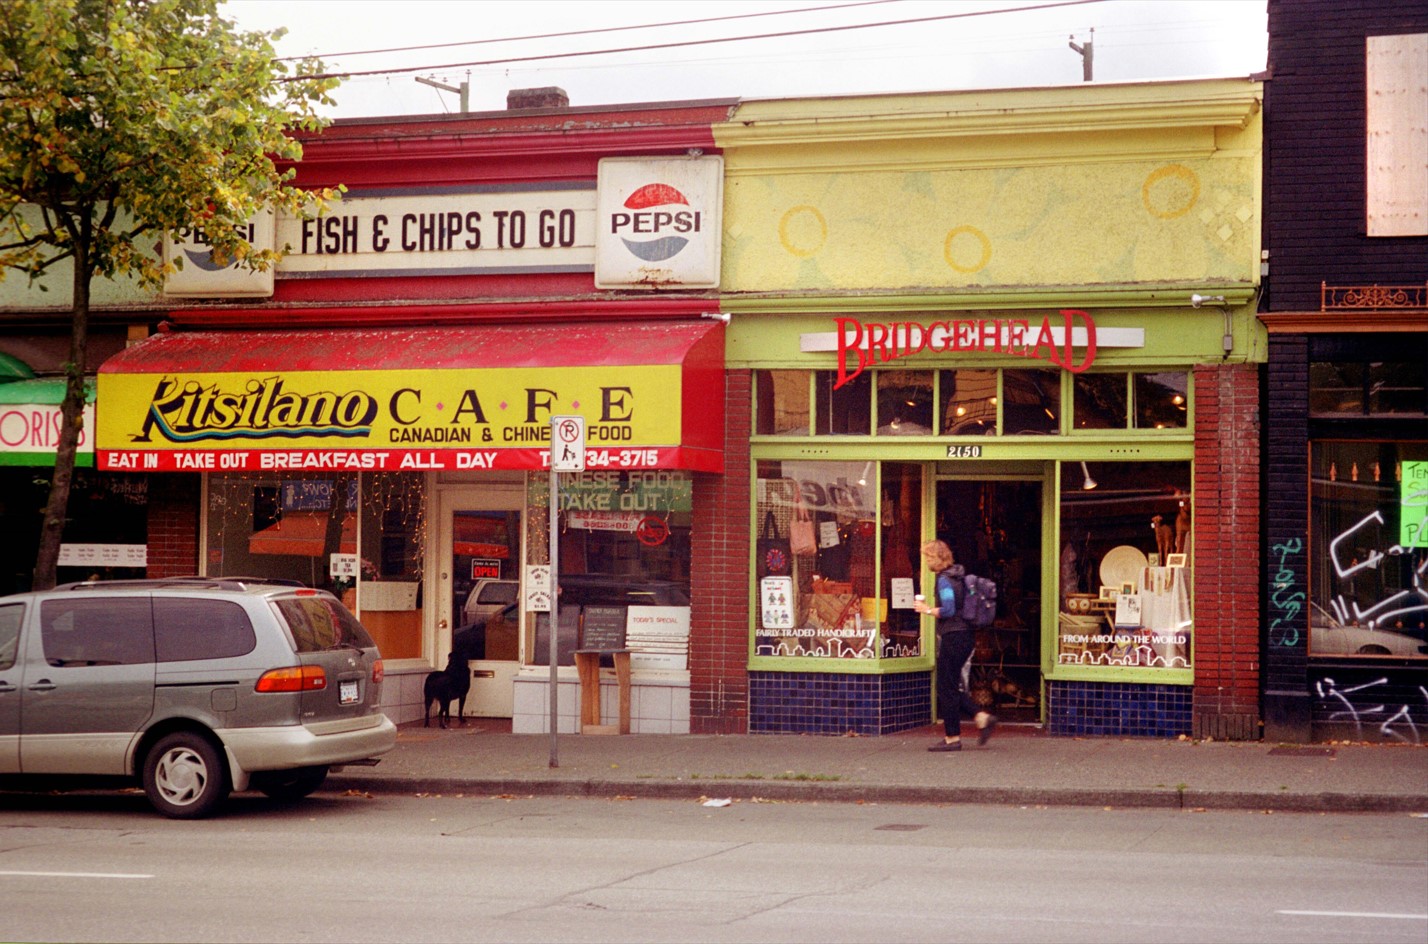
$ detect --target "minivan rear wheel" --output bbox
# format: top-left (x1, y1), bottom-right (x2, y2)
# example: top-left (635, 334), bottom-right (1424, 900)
top-left (143, 732), bottom-right (229, 819)
top-left (254, 765), bottom-right (329, 802)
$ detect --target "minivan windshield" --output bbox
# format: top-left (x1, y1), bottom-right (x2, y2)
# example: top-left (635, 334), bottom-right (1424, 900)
top-left (274, 595), bottom-right (376, 653)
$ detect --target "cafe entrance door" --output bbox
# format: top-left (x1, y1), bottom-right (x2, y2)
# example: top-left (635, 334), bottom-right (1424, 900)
top-left (435, 483), bottom-right (524, 718)
top-left (935, 475), bottom-right (1046, 723)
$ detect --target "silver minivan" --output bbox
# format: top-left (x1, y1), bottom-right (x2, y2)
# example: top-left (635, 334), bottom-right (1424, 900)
top-left (0, 578), bottom-right (396, 818)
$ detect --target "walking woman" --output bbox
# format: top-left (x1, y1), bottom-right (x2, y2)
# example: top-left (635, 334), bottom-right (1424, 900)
top-left (913, 540), bottom-right (997, 751)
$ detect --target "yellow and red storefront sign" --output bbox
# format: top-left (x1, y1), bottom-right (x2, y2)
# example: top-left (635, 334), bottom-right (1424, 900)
top-left (97, 322), bottom-right (725, 473)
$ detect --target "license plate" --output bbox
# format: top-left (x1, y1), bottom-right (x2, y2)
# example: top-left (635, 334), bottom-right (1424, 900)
top-left (339, 680), bottom-right (359, 705)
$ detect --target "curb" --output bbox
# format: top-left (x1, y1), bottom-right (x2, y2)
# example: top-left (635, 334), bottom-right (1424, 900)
top-left (324, 774), bottom-right (1426, 814)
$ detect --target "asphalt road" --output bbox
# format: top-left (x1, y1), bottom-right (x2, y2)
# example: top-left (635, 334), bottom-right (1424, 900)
top-left (1, 790), bottom-right (1424, 943)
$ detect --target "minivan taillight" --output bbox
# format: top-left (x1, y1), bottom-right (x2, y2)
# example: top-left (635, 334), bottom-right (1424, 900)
top-left (256, 665), bottom-right (327, 692)
top-left (372, 659), bottom-right (384, 684)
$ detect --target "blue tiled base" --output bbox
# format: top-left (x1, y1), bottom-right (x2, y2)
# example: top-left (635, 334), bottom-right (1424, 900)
top-left (1048, 680), bottom-right (1192, 737)
top-left (749, 670), bottom-right (932, 735)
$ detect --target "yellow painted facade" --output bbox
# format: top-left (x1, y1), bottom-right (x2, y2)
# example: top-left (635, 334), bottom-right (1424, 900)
top-left (714, 79), bottom-right (1262, 299)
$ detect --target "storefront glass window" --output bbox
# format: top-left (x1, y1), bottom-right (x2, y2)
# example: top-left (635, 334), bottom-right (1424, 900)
top-left (815, 371), bottom-right (872, 435)
top-left (1057, 461), bottom-right (1193, 670)
top-left (769, 368), bottom-right (1184, 437)
top-left (1002, 368), bottom-right (1061, 434)
top-left (755, 369), bottom-right (812, 435)
top-left (205, 471), bottom-right (426, 609)
top-left (754, 459), bottom-right (881, 659)
top-left (939, 369), bottom-right (997, 435)
top-left (1134, 372), bottom-right (1189, 429)
top-left (1, 470), bottom-right (148, 593)
top-left (531, 470), bottom-right (693, 666)
top-left (1308, 441), bottom-right (1428, 659)
top-left (1073, 373), bottom-right (1129, 430)
top-left (880, 462), bottom-right (924, 657)
top-left (876, 371), bottom-right (934, 435)
top-left (1310, 359), bottom-right (1427, 417)
top-left (1309, 361), bottom-right (1365, 415)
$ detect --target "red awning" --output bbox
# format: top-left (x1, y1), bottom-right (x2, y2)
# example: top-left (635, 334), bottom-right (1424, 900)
top-left (97, 320), bottom-right (725, 473)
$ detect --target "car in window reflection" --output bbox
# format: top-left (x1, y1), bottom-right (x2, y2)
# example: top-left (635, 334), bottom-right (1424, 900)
top-left (1310, 603), bottom-right (1428, 657)
top-left (556, 574), bottom-right (690, 608)
top-left (452, 575), bottom-right (688, 662)
top-left (459, 578), bottom-right (518, 627)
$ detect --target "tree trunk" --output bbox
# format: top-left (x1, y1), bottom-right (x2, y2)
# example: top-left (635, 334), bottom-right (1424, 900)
top-left (32, 231), bottom-right (91, 591)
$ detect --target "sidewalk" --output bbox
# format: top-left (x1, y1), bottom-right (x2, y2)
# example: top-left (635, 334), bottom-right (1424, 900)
top-left (326, 721), bottom-right (1428, 813)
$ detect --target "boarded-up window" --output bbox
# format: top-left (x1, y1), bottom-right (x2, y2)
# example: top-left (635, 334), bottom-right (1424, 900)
top-left (1366, 34), bottom-right (1428, 237)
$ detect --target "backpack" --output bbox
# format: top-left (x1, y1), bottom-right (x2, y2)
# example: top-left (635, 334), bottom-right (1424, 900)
top-left (959, 572), bottom-right (998, 627)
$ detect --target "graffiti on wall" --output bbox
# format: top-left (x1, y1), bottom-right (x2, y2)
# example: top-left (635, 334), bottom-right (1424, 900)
top-left (1326, 510), bottom-right (1428, 632)
top-left (1268, 537), bottom-right (1305, 647)
top-left (1315, 677), bottom-right (1428, 744)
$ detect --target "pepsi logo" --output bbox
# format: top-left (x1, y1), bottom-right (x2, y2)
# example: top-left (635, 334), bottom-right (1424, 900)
top-left (610, 182), bottom-right (703, 262)
top-left (175, 222), bottom-right (256, 272)
top-left (182, 247), bottom-right (230, 272)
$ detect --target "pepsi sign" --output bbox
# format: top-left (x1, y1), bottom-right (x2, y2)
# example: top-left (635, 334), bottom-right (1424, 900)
top-left (162, 211), bottom-right (276, 298)
top-left (595, 157), bottom-right (723, 289)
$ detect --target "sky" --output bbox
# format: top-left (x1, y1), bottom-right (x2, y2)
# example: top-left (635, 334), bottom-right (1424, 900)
top-left (221, 0), bottom-right (1269, 119)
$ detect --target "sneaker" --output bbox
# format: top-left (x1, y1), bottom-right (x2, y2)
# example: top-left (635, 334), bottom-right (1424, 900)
top-left (977, 714), bottom-right (999, 746)
top-left (928, 740), bottom-right (962, 752)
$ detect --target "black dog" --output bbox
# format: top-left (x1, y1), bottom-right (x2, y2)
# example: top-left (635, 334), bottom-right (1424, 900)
top-left (423, 651), bottom-right (471, 728)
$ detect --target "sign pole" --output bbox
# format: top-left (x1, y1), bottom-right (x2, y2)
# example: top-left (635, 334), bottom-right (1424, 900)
top-left (548, 416), bottom-right (586, 768)
top-left (548, 463), bottom-right (559, 767)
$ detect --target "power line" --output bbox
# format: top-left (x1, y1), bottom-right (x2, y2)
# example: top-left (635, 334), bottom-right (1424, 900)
top-left (281, 0), bottom-right (1103, 83)
top-left (279, 0), bottom-right (905, 62)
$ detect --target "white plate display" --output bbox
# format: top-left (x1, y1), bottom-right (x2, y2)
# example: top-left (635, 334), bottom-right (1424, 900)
top-left (1099, 544), bottom-right (1148, 590)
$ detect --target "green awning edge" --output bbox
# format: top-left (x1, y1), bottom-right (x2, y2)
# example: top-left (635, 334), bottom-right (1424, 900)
top-left (0, 377), bottom-right (96, 405)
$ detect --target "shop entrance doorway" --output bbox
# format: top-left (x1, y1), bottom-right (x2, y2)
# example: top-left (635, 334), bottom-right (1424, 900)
top-left (436, 484), bottom-right (523, 718)
top-left (935, 478), bottom-right (1044, 723)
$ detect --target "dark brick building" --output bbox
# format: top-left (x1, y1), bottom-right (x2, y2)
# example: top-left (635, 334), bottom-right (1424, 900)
top-left (1259, 0), bottom-right (1428, 742)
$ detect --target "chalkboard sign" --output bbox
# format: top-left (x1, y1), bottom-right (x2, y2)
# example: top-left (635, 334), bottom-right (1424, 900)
top-left (580, 605), bottom-right (627, 651)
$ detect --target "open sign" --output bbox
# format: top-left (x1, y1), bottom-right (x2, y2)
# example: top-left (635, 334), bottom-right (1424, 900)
top-left (470, 558), bottom-right (502, 580)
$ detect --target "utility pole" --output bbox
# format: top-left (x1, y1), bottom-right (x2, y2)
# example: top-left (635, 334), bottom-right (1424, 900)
top-left (1069, 28), bottom-right (1094, 82)
top-left (416, 74), bottom-right (470, 113)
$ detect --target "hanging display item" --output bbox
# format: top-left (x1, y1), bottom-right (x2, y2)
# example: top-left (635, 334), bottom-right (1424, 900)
top-left (757, 512), bottom-right (791, 578)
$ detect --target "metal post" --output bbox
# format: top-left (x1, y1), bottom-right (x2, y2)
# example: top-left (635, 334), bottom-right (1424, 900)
top-left (548, 467), bottom-right (559, 767)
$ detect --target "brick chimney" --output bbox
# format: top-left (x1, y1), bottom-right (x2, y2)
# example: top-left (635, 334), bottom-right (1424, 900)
top-left (506, 87), bottom-right (569, 110)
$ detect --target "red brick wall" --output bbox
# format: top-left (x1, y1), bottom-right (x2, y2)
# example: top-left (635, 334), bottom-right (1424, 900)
top-left (689, 369), bottom-right (752, 733)
top-left (146, 475), bottom-right (200, 577)
top-left (1191, 363), bottom-right (1262, 740)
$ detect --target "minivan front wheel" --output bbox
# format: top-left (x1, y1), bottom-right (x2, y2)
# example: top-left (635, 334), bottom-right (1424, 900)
top-left (143, 732), bottom-right (229, 819)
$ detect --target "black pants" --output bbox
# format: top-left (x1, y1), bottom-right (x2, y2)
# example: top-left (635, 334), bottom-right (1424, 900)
top-left (936, 630), bottom-right (980, 737)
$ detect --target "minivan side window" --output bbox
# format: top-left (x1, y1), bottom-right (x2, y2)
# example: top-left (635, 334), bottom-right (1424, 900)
top-left (40, 598), bottom-right (155, 666)
top-left (154, 598), bottom-right (257, 662)
top-left (274, 596), bottom-right (376, 653)
top-left (0, 604), bottom-right (21, 670)
top-left (480, 582), bottom-right (518, 606)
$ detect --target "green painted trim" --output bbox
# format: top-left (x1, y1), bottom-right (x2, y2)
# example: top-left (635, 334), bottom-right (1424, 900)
top-left (746, 655), bottom-right (927, 674)
top-left (727, 305), bottom-right (1268, 369)
top-left (0, 452), bottom-right (95, 467)
top-left (1045, 664), bottom-right (1194, 686)
top-left (722, 285), bottom-right (1257, 313)
top-left (752, 440), bottom-right (1193, 463)
top-left (715, 79), bottom-right (1262, 154)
